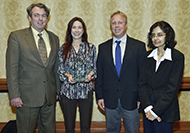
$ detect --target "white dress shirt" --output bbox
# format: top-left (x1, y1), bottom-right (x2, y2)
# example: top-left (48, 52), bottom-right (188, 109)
top-left (112, 34), bottom-right (127, 65)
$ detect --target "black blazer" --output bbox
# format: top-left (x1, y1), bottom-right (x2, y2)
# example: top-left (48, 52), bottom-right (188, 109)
top-left (138, 48), bottom-right (184, 122)
top-left (95, 35), bottom-right (146, 110)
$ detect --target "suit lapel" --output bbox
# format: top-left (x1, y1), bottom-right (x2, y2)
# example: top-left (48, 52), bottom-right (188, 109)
top-left (105, 39), bottom-right (118, 76)
top-left (156, 59), bottom-right (172, 74)
top-left (119, 36), bottom-right (134, 77)
top-left (24, 27), bottom-right (43, 64)
top-left (24, 27), bottom-right (56, 67)
top-left (147, 54), bottom-right (172, 78)
top-left (147, 57), bottom-right (156, 76)
top-left (149, 49), bottom-right (173, 75)
top-left (47, 31), bottom-right (56, 66)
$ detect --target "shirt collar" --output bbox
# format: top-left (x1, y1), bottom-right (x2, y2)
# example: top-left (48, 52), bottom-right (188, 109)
top-left (31, 26), bottom-right (46, 37)
top-left (113, 34), bottom-right (127, 44)
top-left (147, 48), bottom-right (172, 61)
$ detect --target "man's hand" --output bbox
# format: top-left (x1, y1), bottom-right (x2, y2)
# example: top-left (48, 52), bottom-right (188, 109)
top-left (137, 101), bottom-right (140, 109)
top-left (11, 97), bottom-right (23, 108)
top-left (98, 99), bottom-right (105, 111)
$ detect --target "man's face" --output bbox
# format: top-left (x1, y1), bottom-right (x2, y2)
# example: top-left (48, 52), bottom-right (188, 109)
top-left (29, 6), bottom-right (48, 32)
top-left (111, 14), bottom-right (127, 39)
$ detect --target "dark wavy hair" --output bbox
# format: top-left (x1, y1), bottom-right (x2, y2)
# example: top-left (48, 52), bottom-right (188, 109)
top-left (27, 3), bottom-right (50, 17)
top-left (62, 17), bottom-right (89, 62)
top-left (147, 21), bottom-right (177, 50)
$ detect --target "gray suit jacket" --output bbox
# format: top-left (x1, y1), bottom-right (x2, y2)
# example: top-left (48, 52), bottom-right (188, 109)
top-left (6, 27), bottom-right (61, 107)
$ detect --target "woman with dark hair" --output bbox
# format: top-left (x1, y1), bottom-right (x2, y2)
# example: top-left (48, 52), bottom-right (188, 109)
top-left (138, 21), bottom-right (184, 133)
top-left (58, 17), bottom-right (96, 133)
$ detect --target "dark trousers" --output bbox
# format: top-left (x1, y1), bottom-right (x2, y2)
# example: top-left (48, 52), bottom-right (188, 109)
top-left (105, 99), bottom-right (140, 133)
top-left (143, 115), bottom-right (173, 133)
top-left (59, 90), bottom-right (93, 133)
top-left (16, 102), bottom-right (55, 133)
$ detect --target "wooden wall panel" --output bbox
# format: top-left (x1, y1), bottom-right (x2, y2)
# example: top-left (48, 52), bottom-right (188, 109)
top-left (0, 77), bottom-right (190, 91)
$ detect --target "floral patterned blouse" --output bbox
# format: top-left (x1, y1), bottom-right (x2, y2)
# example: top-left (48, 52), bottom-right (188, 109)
top-left (57, 41), bottom-right (97, 99)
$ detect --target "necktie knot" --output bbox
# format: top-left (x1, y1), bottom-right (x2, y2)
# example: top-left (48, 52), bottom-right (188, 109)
top-left (38, 33), bottom-right (42, 38)
top-left (38, 33), bottom-right (42, 37)
top-left (115, 40), bottom-right (121, 45)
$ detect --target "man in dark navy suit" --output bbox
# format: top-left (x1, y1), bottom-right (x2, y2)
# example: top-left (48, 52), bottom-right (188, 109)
top-left (95, 11), bottom-right (146, 133)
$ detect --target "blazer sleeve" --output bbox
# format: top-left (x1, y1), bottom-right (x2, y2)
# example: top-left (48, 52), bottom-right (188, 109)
top-left (6, 32), bottom-right (20, 99)
top-left (137, 42), bottom-right (146, 72)
top-left (138, 52), bottom-right (152, 109)
top-left (95, 44), bottom-right (104, 100)
top-left (53, 35), bottom-right (61, 93)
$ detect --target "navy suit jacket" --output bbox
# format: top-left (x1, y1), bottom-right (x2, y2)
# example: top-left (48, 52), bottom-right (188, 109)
top-left (138, 48), bottom-right (184, 122)
top-left (95, 35), bottom-right (146, 110)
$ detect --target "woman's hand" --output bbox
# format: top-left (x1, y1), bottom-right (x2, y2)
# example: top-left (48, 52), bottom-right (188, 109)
top-left (85, 72), bottom-right (94, 82)
top-left (65, 73), bottom-right (76, 84)
top-left (157, 117), bottom-right (162, 122)
top-left (146, 110), bottom-right (156, 121)
top-left (145, 110), bottom-right (162, 122)
top-left (85, 74), bottom-right (92, 81)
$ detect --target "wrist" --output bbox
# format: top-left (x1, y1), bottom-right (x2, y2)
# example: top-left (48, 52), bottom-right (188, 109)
top-left (88, 72), bottom-right (94, 77)
top-left (65, 73), bottom-right (71, 78)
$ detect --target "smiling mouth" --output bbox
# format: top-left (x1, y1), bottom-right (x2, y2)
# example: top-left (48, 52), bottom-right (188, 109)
top-left (153, 40), bottom-right (161, 43)
top-left (114, 29), bottom-right (121, 33)
top-left (37, 21), bottom-right (44, 25)
top-left (73, 33), bottom-right (81, 36)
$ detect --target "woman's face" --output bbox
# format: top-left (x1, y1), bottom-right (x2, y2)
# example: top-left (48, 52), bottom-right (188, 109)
top-left (151, 26), bottom-right (166, 48)
top-left (71, 20), bottom-right (84, 40)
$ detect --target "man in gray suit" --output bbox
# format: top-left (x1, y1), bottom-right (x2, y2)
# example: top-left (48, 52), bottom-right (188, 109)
top-left (6, 3), bottom-right (60, 133)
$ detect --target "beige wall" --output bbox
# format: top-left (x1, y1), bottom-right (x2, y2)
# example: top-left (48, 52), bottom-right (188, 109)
top-left (0, 0), bottom-right (190, 122)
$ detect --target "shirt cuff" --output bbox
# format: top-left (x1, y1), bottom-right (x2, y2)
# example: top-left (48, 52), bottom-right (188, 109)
top-left (144, 105), bottom-right (153, 113)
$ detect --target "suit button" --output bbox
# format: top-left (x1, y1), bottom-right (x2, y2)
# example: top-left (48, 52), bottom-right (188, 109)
top-left (117, 89), bottom-right (119, 92)
top-left (43, 81), bottom-right (46, 83)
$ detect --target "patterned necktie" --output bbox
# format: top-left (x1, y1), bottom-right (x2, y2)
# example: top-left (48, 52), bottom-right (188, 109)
top-left (38, 34), bottom-right (47, 66)
top-left (115, 40), bottom-right (121, 76)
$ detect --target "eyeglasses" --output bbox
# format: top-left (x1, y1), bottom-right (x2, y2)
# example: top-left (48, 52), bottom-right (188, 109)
top-left (150, 32), bottom-right (165, 39)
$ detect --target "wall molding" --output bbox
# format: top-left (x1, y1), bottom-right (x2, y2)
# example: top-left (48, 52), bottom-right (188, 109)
top-left (0, 121), bottom-right (190, 133)
top-left (0, 77), bottom-right (190, 91)
top-left (0, 79), bottom-right (7, 91)
top-left (180, 77), bottom-right (190, 90)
